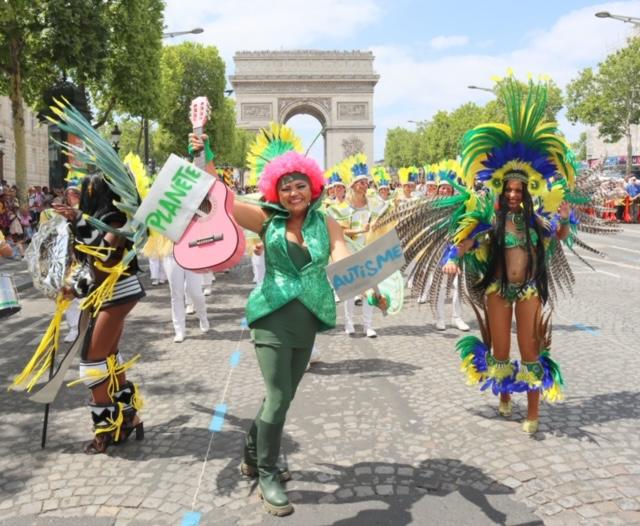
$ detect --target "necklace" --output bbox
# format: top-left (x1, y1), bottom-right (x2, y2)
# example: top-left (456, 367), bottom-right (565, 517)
top-left (507, 211), bottom-right (525, 232)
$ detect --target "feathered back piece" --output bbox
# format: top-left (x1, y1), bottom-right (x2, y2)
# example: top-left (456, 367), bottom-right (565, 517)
top-left (47, 98), bottom-right (143, 220)
top-left (44, 99), bottom-right (149, 314)
top-left (372, 166), bottom-right (391, 188)
top-left (247, 122), bottom-right (323, 203)
top-left (398, 166), bottom-right (419, 185)
top-left (461, 71), bottom-right (577, 212)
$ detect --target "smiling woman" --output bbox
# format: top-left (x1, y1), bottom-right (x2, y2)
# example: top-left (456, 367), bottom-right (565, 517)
top-left (189, 122), bottom-right (355, 517)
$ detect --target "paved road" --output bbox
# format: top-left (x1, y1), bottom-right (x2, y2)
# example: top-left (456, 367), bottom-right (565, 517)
top-left (1, 227), bottom-right (639, 525)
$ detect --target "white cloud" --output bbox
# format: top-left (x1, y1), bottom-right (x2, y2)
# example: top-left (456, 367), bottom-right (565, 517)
top-left (161, 0), bottom-right (640, 160)
top-left (370, 1), bottom-right (640, 157)
top-left (429, 35), bottom-right (469, 50)
top-left (163, 0), bottom-right (382, 67)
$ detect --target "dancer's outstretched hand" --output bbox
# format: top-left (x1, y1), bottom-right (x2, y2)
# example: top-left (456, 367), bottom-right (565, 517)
top-left (442, 261), bottom-right (460, 275)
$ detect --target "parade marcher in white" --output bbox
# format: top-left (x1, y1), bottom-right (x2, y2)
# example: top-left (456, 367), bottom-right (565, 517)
top-left (329, 154), bottom-right (385, 338)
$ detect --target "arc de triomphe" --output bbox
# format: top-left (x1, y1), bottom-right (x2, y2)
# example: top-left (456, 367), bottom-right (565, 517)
top-left (230, 51), bottom-right (379, 169)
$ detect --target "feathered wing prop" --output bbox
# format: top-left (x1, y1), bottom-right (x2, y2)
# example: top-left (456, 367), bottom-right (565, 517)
top-left (46, 98), bottom-right (149, 313)
top-left (371, 179), bottom-right (491, 312)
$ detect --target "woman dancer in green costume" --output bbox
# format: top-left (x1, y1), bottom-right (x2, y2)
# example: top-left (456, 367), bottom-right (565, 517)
top-left (190, 124), bottom-right (375, 516)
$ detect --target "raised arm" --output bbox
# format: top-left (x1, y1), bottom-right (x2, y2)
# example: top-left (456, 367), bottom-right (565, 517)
top-left (556, 201), bottom-right (571, 242)
top-left (442, 238), bottom-right (475, 275)
top-left (189, 133), bottom-right (268, 234)
top-left (326, 215), bottom-right (351, 262)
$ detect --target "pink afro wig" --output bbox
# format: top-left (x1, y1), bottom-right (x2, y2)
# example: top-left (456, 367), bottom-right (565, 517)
top-left (259, 151), bottom-right (325, 203)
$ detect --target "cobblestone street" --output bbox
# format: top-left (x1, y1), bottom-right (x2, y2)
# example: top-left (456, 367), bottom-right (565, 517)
top-left (1, 228), bottom-right (639, 525)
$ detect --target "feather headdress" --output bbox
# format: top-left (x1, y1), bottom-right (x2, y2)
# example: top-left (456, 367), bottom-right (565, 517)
top-left (246, 122), bottom-right (323, 203)
top-left (436, 159), bottom-right (462, 187)
top-left (341, 153), bottom-right (369, 186)
top-left (461, 71), bottom-right (577, 212)
top-left (398, 166), bottom-right (419, 185)
top-left (325, 164), bottom-right (346, 188)
top-left (372, 166), bottom-right (391, 188)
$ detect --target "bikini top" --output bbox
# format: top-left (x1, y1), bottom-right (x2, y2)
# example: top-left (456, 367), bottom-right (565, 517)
top-left (504, 228), bottom-right (539, 249)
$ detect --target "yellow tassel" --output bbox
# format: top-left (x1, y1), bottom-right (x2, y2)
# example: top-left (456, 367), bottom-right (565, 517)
top-left (11, 294), bottom-right (72, 391)
top-left (80, 258), bottom-right (130, 315)
top-left (75, 243), bottom-right (116, 260)
top-left (94, 402), bottom-right (125, 442)
top-left (68, 354), bottom-right (141, 398)
top-left (131, 384), bottom-right (144, 411)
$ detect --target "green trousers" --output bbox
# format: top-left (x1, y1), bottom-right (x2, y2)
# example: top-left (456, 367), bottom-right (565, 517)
top-left (254, 344), bottom-right (313, 424)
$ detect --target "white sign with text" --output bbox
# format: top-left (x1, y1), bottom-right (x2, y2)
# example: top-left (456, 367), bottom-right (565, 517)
top-left (133, 154), bottom-right (214, 242)
top-left (327, 229), bottom-right (405, 301)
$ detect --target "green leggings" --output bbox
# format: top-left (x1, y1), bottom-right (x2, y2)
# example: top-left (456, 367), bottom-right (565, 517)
top-left (255, 344), bottom-right (313, 424)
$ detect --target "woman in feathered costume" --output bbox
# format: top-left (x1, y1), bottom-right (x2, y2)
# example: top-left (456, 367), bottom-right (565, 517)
top-left (190, 123), bottom-right (355, 516)
top-left (376, 72), bottom-right (618, 434)
top-left (13, 101), bottom-right (150, 454)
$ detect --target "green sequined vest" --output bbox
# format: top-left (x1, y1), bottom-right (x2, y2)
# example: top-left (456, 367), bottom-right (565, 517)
top-left (245, 199), bottom-right (336, 331)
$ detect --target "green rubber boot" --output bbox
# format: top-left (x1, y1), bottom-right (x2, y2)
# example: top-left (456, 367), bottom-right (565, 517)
top-left (256, 419), bottom-right (293, 516)
top-left (240, 408), bottom-right (291, 481)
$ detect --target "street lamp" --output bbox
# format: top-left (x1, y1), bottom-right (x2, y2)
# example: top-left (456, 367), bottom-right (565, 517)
top-left (140, 28), bottom-right (206, 166)
top-left (0, 135), bottom-right (5, 182)
top-left (595, 11), bottom-right (640, 26)
top-left (468, 85), bottom-right (494, 93)
top-left (162, 27), bottom-right (204, 39)
top-left (110, 124), bottom-right (122, 154)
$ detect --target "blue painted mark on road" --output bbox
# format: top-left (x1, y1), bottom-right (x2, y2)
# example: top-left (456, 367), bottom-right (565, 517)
top-left (209, 403), bottom-right (227, 432)
top-left (574, 323), bottom-right (600, 336)
top-left (622, 255), bottom-right (640, 263)
top-left (181, 511), bottom-right (201, 526)
top-left (230, 351), bottom-right (241, 368)
top-left (240, 317), bottom-right (248, 329)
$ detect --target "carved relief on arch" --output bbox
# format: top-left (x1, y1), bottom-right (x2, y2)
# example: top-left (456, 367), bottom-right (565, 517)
top-left (337, 102), bottom-right (368, 120)
top-left (241, 103), bottom-right (273, 121)
top-left (341, 136), bottom-right (365, 157)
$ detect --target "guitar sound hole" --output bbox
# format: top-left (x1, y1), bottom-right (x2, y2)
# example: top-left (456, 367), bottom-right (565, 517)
top-left (197, 196), bottom-right (216, 222)
top-left (199, 198), bottom-right (212, 214)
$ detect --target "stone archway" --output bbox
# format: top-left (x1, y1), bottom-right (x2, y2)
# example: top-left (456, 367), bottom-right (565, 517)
top-left (230, 51), bottom-right (379, 169)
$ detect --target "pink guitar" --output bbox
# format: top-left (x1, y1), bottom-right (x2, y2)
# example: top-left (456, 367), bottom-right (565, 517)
top-left (173, 96), bottom-right (246, 272)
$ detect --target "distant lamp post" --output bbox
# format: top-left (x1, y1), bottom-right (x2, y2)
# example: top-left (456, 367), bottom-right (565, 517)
top-left (224, 89), bottom-right (234, 96)
top-left (468, 85), bottom-right (494, 93)
top-left (140, 27), bottom-right (206, 166)
top-left (0, 134), bottom-right (5, 181)
top-left (111, 124), bottom-right (122, 154)
top-left (162, 27), bottom-right (204, 39)
top-left (595, 11), bottom-right (640, 26)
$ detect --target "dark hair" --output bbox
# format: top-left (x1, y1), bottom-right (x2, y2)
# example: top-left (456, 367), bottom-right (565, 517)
top-left (79, 173), bottom-right (119, 219)
top-left (476, 180), bottom-right (549, 304)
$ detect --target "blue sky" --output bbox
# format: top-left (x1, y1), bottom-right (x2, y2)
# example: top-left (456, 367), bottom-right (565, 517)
top-left (164, 0), bottom-right (640, 167)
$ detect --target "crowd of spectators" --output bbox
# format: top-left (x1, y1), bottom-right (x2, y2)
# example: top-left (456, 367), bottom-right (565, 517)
top-left (0, 178), bottom-right (66, 259)
top-left (595, 175), bottom-right (640, 223)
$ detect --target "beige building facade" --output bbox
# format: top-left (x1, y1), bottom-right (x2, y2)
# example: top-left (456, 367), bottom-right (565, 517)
top-left (0, 96), bottom-right (50, 188)
top-left (586, 124), bottom-right (640, 168)
top-left (230, 50), bottom-right (379, 170)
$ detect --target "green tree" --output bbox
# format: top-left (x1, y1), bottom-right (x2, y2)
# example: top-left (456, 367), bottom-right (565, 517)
top-left (157, 42), bottom-right (231, 164)
top-left (481, 78), bottom-right (563, 123)
top-left (0, 0), bottom-right (164, 204)
top-left (384, 127), bottom-right (420, 167)
top-left (417, 103), bottom-right (487, 163)
top-left (566, 37), bottom-right (640, 177)
top-left (571, 132), bottom-right (587, 162)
